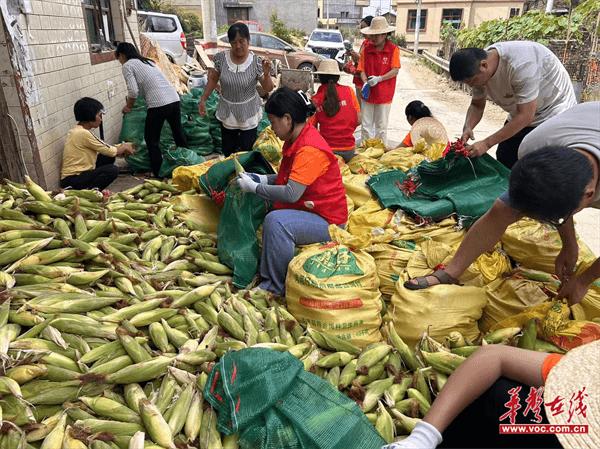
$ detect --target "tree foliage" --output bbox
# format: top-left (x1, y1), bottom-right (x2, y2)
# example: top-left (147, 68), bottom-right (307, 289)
top-left (270, 13), bottom-right (306, 46)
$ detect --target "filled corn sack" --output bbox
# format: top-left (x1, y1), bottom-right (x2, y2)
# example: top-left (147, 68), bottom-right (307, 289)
top-left (405, 240), bottom-right (510, 288)
top-left (378, 148), bottom-right (425, 172)
top-left (390, 273), bottom-right (487, 347)
top-left (347, 154), bottom-right (386, 175)
top-left (347, 199), bottom-right (394, 237)
top-left (286, 242), bottom-right (382, 347)
top-left (169, 194), bottom-right (221, 233)
top-left (356, 145), bottom-right (385, 159)
top-left (368, 241), bottom-right (417, 297)
top-left (392, 216), bottom-right (465, 248)
top-left (343, 173), bottom-right (373, 208)
top-left (346, 194), bottom-right (355, 216)
top-left (480, 272), bottom-right (552, 333)
top-left (501, 218), bottom-right (597, 273)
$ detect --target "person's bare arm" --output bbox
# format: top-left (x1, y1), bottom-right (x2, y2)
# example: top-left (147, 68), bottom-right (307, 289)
top-left (380, 67), bottom-right (399, 81)
top-left (424, 345), bottom-right (548, 433)
top-left (461, 97), bottom-right (486, 142)
top-left (258, 58), bottom-right (274, 94)
top-left (468, 100), bottom-right (537, 157)
top-left (198, 68), bottom-right (220, 116)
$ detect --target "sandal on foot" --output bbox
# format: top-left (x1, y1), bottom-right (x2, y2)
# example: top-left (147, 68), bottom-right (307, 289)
top-left (403, 269), bottom-right (460, 290)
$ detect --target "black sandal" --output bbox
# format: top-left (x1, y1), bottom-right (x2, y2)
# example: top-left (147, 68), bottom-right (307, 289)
top-left (404, 269), bottom-right (461, 290)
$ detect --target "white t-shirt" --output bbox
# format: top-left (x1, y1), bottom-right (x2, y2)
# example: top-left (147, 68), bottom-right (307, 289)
top-left (473, 41), bottom-right (576, 127)
top-left (518, 101), bottom-right (600, 207)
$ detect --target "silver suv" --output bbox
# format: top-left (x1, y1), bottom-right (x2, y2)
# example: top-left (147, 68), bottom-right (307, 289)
top-left (304, 29), bottom-right (345, 62)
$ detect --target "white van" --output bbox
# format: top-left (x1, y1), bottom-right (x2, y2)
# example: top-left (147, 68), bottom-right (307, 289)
top-left (138, 11), bottom-right (187, 65)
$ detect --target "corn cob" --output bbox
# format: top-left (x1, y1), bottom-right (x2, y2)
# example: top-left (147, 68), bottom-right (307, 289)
top-left (75, 419), bottom-right (143, 436)
top-left (375, 402), bottom-right (395, 443)
top-left (139, 399), bottom-right (175, 449)
top-left (484, 327), bottom-right (521, 344)
top-left (384, 377), bottom-right (412, 406)
top-left (356, 344), bottom-right (392, 374)
top-left (387, 322), bottom-right (419, 371)
top-left (420, 351), bottom-right (466, 375)
top-left (518, 319), bottom-right (537, 350)
top-left (80, 396), bottom-right (142, 424)
top-left (338, 359), bottom-right (359, 389)
top-left (199, 407), bottom-right (222, 449)
top-left (106, 356), bottom-right (174, 384)
top-left (124, 383), bottom-right (147, 415)
top-left (39, 412), bottom-right (68, 449)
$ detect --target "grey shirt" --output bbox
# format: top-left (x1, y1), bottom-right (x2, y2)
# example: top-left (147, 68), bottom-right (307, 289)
top-left (501, 101), bottom-right (600, 208)
top-left (122, 59), bottom-right (179, 109)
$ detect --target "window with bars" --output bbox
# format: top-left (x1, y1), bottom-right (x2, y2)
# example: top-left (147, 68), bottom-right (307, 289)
top-left (82, 0), bottom-right (116, 53)
top-left (441, 8), bottom-right (463, 29)
top-left (510, 8), bottom-right (521, 18)
top-left (407, 9), bottom-right (427, 32)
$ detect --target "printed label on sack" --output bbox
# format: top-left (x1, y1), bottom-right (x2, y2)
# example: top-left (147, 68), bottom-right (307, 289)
top-left (302, 247), bottom-right (364, 279)
top-left (299, 297), bottom-right (363, 310)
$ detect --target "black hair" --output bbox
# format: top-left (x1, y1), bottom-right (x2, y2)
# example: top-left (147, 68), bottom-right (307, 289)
top-left (509, 146), bottom-right (594, 222)
top-left (405, 100), bottom-right (432, 120)
top-left (227, 22), bottom-right (250, 42)
top-left (74, 97), bottom-right (104, 122)
top-left (449, 48), bottom-right (488, 81)
top-left (317, 74), bottom-right (341, 117)
top-left (361, 16), bottom-right (374, 27)
top-left (115, 42), bottom-right (153, 65)
top-left (265, 87), bottom-right (316, 125)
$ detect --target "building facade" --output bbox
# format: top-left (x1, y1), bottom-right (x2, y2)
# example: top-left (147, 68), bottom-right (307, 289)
top-left (214, 0), bottom-right (319, 34)
top-left (395, 0), bottom-right (525, 53)
top-left (317, 0), bottom-right (369, 31)
top-left (0, 0), bottom-right (141, 188)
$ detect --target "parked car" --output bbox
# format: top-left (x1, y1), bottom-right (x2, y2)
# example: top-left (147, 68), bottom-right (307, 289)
top-left (304, 29), bottom-right (345, 61)
top-left (138, 10), bottom-right (187, 65)
top-left (216, 31), bottom-right (324, 72)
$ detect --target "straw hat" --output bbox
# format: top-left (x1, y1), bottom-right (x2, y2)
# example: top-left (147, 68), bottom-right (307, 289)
top-left (361, 16), bottom-right (396, 35)
top-left (544, 340), bottom-right (600, 449)
top-left (409, 117), bottom-right (449, 146)
top-left (315, 59), bottom-right (342, 76)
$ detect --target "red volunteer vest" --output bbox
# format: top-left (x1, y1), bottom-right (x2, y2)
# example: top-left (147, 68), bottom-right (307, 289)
top-left (352, 40), bottom-right (370, 89)
top-left (312, 84), bottom-right (359, 150)
top-left (363, 40), bottom-right (398, 104)
top-left (274, 124), bottom-right (348, 225)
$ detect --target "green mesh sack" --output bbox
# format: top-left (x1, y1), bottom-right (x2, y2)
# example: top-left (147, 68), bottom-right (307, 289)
top-left (200, 152), bottom-right (274, 288)
top-left (204, 348), bottom-right (385, 449)
top-left (120, 98), bottom-right (150, 173)
top-left (158, 147), bottom-right (205, 178)
top-left (368, 150), bottom-right (510, 227)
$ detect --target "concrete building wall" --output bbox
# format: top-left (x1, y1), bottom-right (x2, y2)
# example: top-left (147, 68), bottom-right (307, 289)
top-left (0, 0), bottom-right (140, 188)
top-left (395, 0), bottom-right (524, 52)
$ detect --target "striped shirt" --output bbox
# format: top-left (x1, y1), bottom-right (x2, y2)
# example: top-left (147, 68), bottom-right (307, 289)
top-left (213, 51), bottom-right (263, 130)
top-left (122, 59), bottom-right (179, 109)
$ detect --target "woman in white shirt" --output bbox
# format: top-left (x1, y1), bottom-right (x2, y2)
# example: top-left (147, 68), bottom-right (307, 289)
top-left (199, 23), bottom-right (274, 156)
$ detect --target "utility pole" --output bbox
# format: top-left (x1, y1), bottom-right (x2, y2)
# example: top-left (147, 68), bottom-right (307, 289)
top-left (326, 0), bottom-right (330, 29)
top-left (545, 0), bottom-right (554, 13)
top-left (413, 0), bottom-right (421, 54)
top-left (201, 0), bottom-right (217, 48)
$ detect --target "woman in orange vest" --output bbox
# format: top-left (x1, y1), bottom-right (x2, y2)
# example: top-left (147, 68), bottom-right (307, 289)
top-left (311, 59), bottom-right (360, 162)
top-left (358, 16), bottom-right (400, 144)
top-left (343, 15), bottom-right (373, 100)
top-left (399, 100), bottom-right (449, 149)
top-left (236, 87), bottom-right (348, 296)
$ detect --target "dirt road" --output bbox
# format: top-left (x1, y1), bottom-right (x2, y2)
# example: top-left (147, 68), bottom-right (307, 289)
top-left (344, 55), bottom-right (600, 254)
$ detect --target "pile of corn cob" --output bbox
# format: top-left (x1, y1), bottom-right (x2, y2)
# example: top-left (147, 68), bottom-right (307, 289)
top-left (0, 176), bottom-right (559, 448)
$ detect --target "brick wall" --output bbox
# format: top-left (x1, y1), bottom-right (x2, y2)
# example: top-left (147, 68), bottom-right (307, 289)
top-left (0, 0), bottom-right (140, 189)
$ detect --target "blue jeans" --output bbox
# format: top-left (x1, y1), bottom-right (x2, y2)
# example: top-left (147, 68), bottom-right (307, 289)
top-left (259, 209), bottom-right (331, 296)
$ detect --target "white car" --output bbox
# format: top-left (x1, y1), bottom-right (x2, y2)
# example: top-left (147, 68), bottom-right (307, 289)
top-left (138, 11), bottom-right (187, 65)
top-left (304, 29), bottom-right (345, 62)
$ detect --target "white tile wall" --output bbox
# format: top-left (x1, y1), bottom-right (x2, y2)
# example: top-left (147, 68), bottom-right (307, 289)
top-left (0, 1), bottom-right (141, 188)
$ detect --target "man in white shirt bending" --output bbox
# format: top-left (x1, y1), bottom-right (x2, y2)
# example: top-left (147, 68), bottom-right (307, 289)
top-left (449, 41), bottom-right (577, 168)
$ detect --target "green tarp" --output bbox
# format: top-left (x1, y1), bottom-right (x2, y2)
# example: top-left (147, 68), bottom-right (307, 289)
top-left (205, 348), bottom-right (386, 449)
top-left (367, 152), bottom-right (510, 226)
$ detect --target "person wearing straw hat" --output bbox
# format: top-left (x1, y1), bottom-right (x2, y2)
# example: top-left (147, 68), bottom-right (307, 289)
top-left (357, 16), bottom-right (400, 144)
top-left (343, 15), bottom-right (374, 101)
top-left (311, 59), bottom-right (360, 162)
top-left (382, 340), bottom-right (599, 449)
top-left (398, 101), bottom-right (449, 149)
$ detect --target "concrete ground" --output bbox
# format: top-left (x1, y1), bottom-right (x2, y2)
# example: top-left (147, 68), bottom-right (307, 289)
top-left (110, 54), bottom-right (599, 255)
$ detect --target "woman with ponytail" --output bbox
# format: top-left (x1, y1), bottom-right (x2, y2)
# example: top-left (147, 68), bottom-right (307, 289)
top-left (311, 59), bottom-right (360, 162)
top-left (236, 87), bottom-right (348, 296)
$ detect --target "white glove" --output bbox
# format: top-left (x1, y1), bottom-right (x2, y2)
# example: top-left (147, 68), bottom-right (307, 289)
top-left (381, 421), bottom-right (442, 449)
top-left (246, 172), bottom-right (269, 184)
top-left (237, 172), bottom-right (259, 193)
top-left (367, 75), bottom-right (383, 87)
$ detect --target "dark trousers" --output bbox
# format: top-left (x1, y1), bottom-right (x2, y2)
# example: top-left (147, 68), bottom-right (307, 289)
top-left (496, 123), bottom-right (536, 169)
top-left (145, 101), bottom-right (187, 177)
top-left (440, 378), bottom-right (562, 449)
top-left (60, 155), bottom-right (118, 190)
top-left (220, 123), bottom-right (258, 157)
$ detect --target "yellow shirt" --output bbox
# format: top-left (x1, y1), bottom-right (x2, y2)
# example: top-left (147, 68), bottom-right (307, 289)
top-left (61, 125), bottom-right (118, 179)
